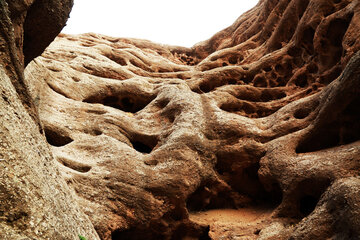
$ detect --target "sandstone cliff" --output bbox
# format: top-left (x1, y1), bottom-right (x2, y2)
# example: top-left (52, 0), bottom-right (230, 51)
top-left (25, 0), bottom-right (360, 239)
top-left (0, 1), bottom-right (99, 239)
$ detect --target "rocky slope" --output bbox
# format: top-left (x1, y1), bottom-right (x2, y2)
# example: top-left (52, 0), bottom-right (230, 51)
top-left (25, 0), bottom-right (360, 239)
top-left (0, 1), bottom-right (99, 239)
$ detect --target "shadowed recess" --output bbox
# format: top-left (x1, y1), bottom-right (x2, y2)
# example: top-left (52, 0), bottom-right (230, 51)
top-left (296, 97), bottom-right (360, 153)
top-left (83, 94), bottom-right (155, 113)
top-left (44, 127), bottom-right (73, 147)
top-left (130, 135), bottom-right (159, 154)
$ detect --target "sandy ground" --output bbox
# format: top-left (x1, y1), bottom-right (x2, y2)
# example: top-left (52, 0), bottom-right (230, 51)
top-left (190, 207), bottom-right (274, 239)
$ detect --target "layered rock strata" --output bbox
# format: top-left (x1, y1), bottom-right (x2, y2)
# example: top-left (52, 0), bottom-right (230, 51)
top-left (25, 0), bottom-right (360, 239)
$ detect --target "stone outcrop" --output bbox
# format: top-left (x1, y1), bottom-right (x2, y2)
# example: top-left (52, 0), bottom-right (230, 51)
top-left (0, 1), bottom-right (99, 239)
top-left (24, 0), bottom-right (360, 239)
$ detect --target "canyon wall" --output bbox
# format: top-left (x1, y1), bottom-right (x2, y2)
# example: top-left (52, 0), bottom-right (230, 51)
top-left (0, 1), bottom-right (99, 239)
top-left (25, 0), bottom-right (360, 239)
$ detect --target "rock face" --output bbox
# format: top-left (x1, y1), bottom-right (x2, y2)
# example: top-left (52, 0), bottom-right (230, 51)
top-left (0, 1), bottom-right (99, 239)
top-left (25, 0), bottom-right (360, 239)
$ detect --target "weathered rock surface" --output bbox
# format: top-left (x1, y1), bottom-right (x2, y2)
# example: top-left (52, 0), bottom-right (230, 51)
top-left (0, 1), bottom-right (99, 239)
top-left (25, 0), bottom-right (360, 239)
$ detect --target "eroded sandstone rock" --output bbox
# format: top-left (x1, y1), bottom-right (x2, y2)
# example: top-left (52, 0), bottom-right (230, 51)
top-left (0, 1), bottom-right (99, 239)
top-left (25, 0), bottom-right (360, 239)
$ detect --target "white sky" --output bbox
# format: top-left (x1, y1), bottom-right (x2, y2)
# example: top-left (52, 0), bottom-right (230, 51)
top-left (62, 0), bottom-right (259, 47)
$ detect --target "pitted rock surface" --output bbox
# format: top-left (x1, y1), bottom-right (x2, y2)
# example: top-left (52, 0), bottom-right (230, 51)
top-left (26, 0), bottom-right (360, 239)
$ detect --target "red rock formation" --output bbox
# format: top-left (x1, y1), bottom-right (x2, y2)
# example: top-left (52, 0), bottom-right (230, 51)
top-left (25, 0), bottom-right (360, 239)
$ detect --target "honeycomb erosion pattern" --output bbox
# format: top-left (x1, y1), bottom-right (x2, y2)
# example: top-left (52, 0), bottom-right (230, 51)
top-left (26, 0), bottom-right (360, 239)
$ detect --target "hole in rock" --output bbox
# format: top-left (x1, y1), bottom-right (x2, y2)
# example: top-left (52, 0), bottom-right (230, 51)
top-left (199, 82), bottom-right (212, 93)
top-left (276, 77), bottom-right (287, 86)
top-left (260, 90), bottom-right (287, 102)
top-left (120, 97), bottom-right (135, 112)
top-left (253, 76), bottom-right (267, 87)
top-left (84, 94), bottom-right (154, 113)
top-left (228, 56), bottom-right (238, 65)
top-left (132, 141), bottom-right (153, 154)
top-left (260, 91), bottom-right (272, 102)
top-left (299, 195), bottom-right (318, 216)
top-left (130, 135), bottom-right (159, 154)
top-left (84, 128), bottom-right (103, 136)
top-left (116, 57), bottom-right (127, 66)
top-left (263, 66), bottom-right (272, 72)
top-left (220, 102), bottom-right (278, 118)
top-left (241, 74), bottom-right (253, 84)
top-left (228, 79), bottom-right (237, 85)
top-left (293, 108), bottom-right (311, 119)
top-left (269, 80), bottom-right (278, 87)
top-left (242, 102), bottom-right (256, 115)
top-left (157, 99), bottom-right (170, 108)
top-left (198, 78), bottom-right (225, 93)
top-left (44, 127), bottom-right (73, 147)
top-left (295, 74), bottom-right (308, 88)
top-left (220, 103), bottom-right (241, 112)
top-left (210, 56), bottom-right (218, 61)
top-left (103, 96), bottom-right (122, 109)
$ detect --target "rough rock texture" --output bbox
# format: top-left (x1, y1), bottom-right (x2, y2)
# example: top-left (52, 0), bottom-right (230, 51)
top-left (26, 0), bottom-right (360, 239)
top-left (0, 1), bottom-right (99, 239)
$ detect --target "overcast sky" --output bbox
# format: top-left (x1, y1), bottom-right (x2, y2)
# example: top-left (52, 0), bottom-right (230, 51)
top-left (62, 0), bottom-right (259, 47)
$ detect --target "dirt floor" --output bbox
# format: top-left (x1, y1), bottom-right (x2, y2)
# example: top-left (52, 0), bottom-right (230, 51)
top-left (190, 207), bottom-right (274, 239)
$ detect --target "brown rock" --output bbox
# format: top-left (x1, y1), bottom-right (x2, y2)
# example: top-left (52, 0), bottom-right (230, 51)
top-left (0, 1), bottom-right (99, 239)
top-left (25, 0), bottom-right (360, 239)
